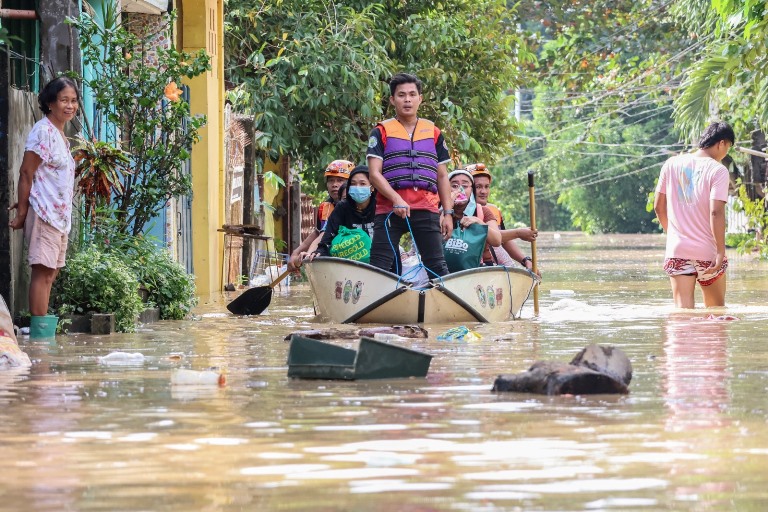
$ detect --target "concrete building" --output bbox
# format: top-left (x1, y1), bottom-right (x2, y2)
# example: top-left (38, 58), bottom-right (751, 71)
top-left (0, 0), bottom-right (226, 315)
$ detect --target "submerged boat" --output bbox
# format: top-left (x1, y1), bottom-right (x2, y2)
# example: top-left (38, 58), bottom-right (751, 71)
top-left (304, 257), bottom-right (539, 324)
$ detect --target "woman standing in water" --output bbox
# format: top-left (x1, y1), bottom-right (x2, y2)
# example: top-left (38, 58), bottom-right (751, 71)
top-left (8, 77), bottom-right (80, 325)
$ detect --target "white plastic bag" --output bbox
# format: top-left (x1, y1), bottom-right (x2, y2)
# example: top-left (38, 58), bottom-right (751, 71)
top-left (400, 255), bottom-right (430, 288)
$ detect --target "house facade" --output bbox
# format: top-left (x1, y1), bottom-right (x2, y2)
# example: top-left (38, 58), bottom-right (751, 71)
top-left (0, 0), bottom-right (226, 315)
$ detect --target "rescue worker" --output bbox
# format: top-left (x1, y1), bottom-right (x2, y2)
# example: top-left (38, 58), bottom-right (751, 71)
top-left (367, 73), bottom-right (453, 276)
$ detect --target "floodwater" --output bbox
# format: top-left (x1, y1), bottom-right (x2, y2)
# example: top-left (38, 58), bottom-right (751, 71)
top-left (1, 232), bottom-right (767, 511)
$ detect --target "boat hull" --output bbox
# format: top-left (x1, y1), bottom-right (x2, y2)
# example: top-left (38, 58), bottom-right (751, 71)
top-left (305, 258), bottom-right (538, 324)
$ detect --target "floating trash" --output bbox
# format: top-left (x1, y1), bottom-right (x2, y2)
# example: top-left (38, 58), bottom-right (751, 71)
top-left (98, 352), bottom-right (145, 365)
top-left (372, 333), bottom-right (410, 342)
top-left (436, 326), bottom-right (481, 342)
top-left (287, 335), bottom-right (432, 380)
top-left (171, 368), bottom-right (226, 386)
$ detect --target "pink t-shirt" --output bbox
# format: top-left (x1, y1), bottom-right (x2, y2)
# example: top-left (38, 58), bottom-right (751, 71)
top-left (25, 117), bottom-right (76, 233)
top-left (655, 154), bottom-right (729, 260)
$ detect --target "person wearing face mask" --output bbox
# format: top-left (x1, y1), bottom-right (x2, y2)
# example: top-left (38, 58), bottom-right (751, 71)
top-left (307, 165), bottom-right (377, 260)
top-left (288, 159), bottom-right (353, 270)
top-left (445, 169), bottom-right (502, 269)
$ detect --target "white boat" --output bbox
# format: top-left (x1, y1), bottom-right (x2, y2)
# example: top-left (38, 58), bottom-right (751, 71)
top-left (304, 257), bottom-right (539, 324)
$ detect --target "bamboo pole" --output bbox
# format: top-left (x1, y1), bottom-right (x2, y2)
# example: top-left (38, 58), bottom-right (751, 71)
top-left (528, 170), bottom-right (539, 316)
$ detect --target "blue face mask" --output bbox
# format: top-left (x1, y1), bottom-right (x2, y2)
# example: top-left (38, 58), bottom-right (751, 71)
top-left (464, 192), bottom-right (477, 217)
top-left (348, 186), bottom-right (372, 203)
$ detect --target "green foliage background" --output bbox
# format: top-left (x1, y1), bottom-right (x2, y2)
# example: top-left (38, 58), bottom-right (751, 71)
top-left (225, 0), bottom-right (534, 194)
top-left (70, 10), bottom-right (210, 236)
top-left (225, 0), bottom-right (767, 235)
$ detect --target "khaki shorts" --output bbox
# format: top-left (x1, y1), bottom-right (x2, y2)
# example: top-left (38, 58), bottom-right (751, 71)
top-left (24, 209), bottom-right (68, 269)
top-left (663, 257), bottom-right (727, 287)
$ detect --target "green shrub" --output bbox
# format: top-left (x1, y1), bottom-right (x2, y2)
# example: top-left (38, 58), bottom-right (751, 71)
top-left (79, 216), bottom-right (198, 320)
top-left (53, 247), bottom-right (144, 332)
top-left (725, 232), bottom-right (754, 248)
top-left (139, 250), bottom-right (198, 320)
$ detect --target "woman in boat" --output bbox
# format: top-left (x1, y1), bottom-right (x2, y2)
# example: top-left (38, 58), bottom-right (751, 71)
top-left (445, 169), bottom-right (502, 268)
top-left (305, 165), bottom-right (376, 260)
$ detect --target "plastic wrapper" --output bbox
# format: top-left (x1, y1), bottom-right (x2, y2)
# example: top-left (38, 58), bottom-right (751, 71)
top-left (436, 326), bottom-right (482, 342)
top-left (171, 368), bottom-right (226, 386)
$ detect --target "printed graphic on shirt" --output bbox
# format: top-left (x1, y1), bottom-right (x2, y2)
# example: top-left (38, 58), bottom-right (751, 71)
top-left (675, 160), bottom-right (700, 205)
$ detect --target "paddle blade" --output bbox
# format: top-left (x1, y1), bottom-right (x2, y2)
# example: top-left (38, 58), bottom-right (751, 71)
top-left (226, 286), bottom-right (273, 316)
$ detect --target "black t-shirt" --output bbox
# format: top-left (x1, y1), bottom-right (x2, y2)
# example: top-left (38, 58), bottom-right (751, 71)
top-left (315, 198), bottom-right (377, 256)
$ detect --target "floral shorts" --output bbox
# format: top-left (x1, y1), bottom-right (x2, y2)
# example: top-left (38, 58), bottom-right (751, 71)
top-left (663, 257), bottom-right (728, 287)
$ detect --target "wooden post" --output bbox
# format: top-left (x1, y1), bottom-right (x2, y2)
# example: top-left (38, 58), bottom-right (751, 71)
top-left (528, 170), bottom-right (539, 316)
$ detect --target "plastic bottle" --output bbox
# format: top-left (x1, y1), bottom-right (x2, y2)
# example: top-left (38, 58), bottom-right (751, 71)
top-left (171, 368), bottom-right (226, 386)
top-left (373, 333), bottom-right (410, 342)
top-left (98, 352), bottom-right (145, 364)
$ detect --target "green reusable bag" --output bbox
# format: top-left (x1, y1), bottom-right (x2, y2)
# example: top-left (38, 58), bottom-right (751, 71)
top-left (442, 223), bottom-right (488, 273)
top-left (330, 226), bottom-right (372, 263)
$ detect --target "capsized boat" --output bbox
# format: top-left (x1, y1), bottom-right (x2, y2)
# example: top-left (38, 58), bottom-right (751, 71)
top-left (304, 257), bottom-right (539, 324)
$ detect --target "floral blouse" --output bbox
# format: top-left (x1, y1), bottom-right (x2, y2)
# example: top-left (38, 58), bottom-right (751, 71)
top-left (26, 117), bottom-right (75, 233)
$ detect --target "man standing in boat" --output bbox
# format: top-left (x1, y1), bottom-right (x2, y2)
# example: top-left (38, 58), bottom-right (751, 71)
top-left (468, 163), bottom-right (537, 271)
top-left (367, 73), bottom-right (453, 276)
top-left (653, 121), bottom-right (733, 308)
top-left (288, 160), bottom-right (353, 270)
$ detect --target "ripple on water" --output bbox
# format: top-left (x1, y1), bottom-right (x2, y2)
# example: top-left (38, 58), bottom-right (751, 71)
top-left (288, 467), bottom-right (420, 480)
top-left (349, 480), bottom-right (453, 493)
top-left (462, 401), bottom-right (542, 412)
top-left (471, 478), bottom-right (667, 494)
top-left (320, 451), bottom-right (421, 466)
top-left (304, 438), bottom-right (457, 454)
top-left (313, 423), bottom-right (408, 432)
top-left (193, 437), bottom-right (249, 446)
top-left (585, 498), bottom-right (659, 508)
top-left (240, 464), bottom-right (330, 476)
top-left (464, 465), bottom-right (604, 481)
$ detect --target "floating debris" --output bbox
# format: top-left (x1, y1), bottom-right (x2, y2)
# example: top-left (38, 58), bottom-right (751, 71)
top-left (98, 352), bottom-right (145, 365)
top-left (171, 368), bottom-right (226, 386)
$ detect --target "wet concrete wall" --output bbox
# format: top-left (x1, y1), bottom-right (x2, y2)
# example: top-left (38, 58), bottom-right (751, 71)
top-left (0, 0), bottom-right (81, 316)
top-left (39, 0), bottom-right (82, 79)
top-left (4, 88), bottom-right (40, 316)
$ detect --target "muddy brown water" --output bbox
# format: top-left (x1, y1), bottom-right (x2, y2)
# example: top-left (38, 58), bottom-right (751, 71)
top-left (1, 232), bottom-right (766, 511)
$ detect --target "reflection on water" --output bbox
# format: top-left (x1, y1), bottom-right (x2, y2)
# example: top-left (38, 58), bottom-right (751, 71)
top-left (663, 316), bottom-right (730, 431)
top-left (0, 233), bottom-right (766, 511)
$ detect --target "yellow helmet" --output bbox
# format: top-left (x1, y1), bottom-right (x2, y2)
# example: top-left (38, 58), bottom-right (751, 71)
top-left (467, 163), bottom-right (492, 181)
top-left (324, 160), bottom-right (354, 180)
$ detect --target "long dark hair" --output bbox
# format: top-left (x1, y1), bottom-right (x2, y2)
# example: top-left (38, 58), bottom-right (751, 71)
top-left (38, 77), bottom-right (80, 114)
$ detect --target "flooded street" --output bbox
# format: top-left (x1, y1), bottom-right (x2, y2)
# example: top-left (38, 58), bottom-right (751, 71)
top-left (1, 232), bottom-right (767, 511)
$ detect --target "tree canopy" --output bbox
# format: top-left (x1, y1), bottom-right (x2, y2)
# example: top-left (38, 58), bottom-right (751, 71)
top-left (224, 0), bottom-right (766, 232)
top-left (225, 0), bottom-right (533, 193)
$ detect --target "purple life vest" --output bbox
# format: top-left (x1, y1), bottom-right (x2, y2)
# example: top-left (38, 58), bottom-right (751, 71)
top-left (379, 118), bottom-right (439, 193)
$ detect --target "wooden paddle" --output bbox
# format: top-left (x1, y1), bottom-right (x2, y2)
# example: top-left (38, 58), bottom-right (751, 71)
top-left (528, 170), bottom-right (539, 316)
top-left (226, 269), bottom-right (292, 316)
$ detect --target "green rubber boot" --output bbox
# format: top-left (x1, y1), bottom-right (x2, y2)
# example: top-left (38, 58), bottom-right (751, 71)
top-left (29, 315), bottom-right (58, 339)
